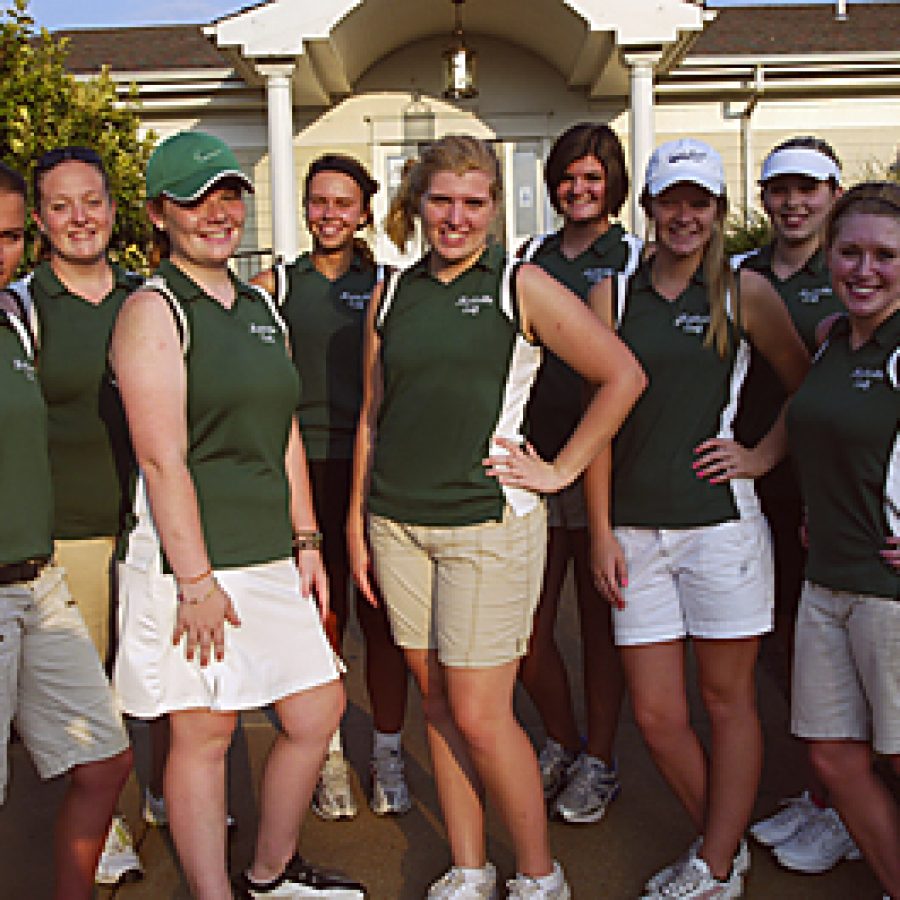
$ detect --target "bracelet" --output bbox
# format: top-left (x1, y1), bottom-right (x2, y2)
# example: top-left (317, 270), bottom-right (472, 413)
top-left (177, 580), bottom-right (219, 605)
top-left (175, 565), bottom-right (213, 586)
top-left (292, 530), bottom-right (323, 551)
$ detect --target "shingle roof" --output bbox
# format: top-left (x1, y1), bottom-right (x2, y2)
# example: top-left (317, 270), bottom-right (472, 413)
top-left (690, 3), bottom-right (900, 56)
top-left (57, 25), bottom-right (227, 73)
top-left (54, 4), bottom-right (900, 75)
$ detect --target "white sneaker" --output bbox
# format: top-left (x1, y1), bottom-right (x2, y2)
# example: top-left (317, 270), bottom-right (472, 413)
top-left (312, 751), bottom-right (358, 821)
top-left (642, 853), bottom-right (742, 899)
top-left (232, 853), bottom-right (367, 898)
top-left (506, 861), bottom-right (571, 899)
top-left (142, 788), bottom-right (168, 827)
top-left (553, 753), bottom-right (619, 824)
top-left (773, 806), bottom-right (861, 874)
top-left (427, 863), bottom-right (497, 899)
top-left (369, 746), bottom-right (412, 815)
top-left (644, 840), bottom-right (749, 895)
top-left (750, 791), bottom-right (816, 847)
top-left (94, 815), bottom-right (144, 886)
top-left (537, 739), bottom-right (576, 801)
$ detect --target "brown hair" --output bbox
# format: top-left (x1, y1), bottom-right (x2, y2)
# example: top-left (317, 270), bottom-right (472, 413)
top-left (544, 123), bottom-right (629, 217)
top-left (0, 161), bottom-right (26, 200)
top-left (640, 187), bottom-right (736, 358)
top-left (385, 135), bottom-right (501, 250)
top-left (826, 181), bottom-right (900, 248)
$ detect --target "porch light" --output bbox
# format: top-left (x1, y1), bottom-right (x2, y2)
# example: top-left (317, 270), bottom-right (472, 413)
top-left (442, 0), bottom-right (478, 100)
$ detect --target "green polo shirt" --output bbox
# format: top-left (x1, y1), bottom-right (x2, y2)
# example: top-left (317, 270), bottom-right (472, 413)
top-left (151, 260), bottom-right (300, 569)
top-left (281, 251), bottom-right (375, 461)
top-left (613, 261), bottom-right (747, 528)
top-left (525, 224), bottom-right (636, 459)
top-left (30, 261), bottom-right (141, 539)
top-left (734, 245), bottom-right (840, 447)
top-left (788, 310), bottom-right (900, 599)
top-left (371, 243), bottom-right (537, 526)
top-left (0, 310), bottom-right (53, 564)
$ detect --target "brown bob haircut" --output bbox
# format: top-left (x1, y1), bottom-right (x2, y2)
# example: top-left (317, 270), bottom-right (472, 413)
top-left (543, 123), bottom-right (629, 218)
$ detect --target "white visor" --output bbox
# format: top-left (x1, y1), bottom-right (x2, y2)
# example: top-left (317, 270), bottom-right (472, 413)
top-left (760, 148), bottom-right (841, 185)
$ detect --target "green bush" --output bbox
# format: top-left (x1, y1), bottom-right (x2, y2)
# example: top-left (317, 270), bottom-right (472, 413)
top-left (0, 0), bottom-right (156, 272)
top-left (724, 208), bottom-right (772, 256)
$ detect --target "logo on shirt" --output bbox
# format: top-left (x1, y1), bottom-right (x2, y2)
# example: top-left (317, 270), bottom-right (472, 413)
top-left (249, 322), bottom-right (280, 344)
top-left (12, 358), bottom-right (36, 381)
top-left (850, 366), bottom-right (885, 391)
top-left (673, 312), bottom-right (710, 336)
top-left (339, 290), bottom-right (371, 312)
top-left (798, 286), bottom-right (833, 305)
top-left (455, 295), bottom-right (494, 316)
top-left (582, 266), bottom-right (615, 285)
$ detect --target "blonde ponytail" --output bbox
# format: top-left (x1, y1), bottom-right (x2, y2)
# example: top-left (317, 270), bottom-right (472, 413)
top-left (703, 213), bottom-right (736, 358)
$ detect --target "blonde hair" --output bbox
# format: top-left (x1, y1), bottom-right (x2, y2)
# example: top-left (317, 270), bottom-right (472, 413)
top-left (641, 188), bottom-right (735, 358)
top-left (385, 135), bottom-right (502, 250)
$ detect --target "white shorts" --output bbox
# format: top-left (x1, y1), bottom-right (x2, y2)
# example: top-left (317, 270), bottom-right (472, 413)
top-left (612, 516), bottom-right (774, 646)
top-left (792, 582), bottom-right (900, 755)
top-left (114, 558), bottom-right (344, 718)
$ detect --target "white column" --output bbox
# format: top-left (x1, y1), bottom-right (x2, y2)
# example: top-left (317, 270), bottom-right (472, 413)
top-left (258, 63), bottom-right (298, 263)
top-left (624, 51), bottom-right (660, 238)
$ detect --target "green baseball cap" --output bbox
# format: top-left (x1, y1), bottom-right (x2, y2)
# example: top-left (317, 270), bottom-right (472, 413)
top-left (146, 131), bottom-right (254, 202)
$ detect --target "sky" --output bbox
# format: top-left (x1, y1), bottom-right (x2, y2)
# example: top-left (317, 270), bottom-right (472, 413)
top-left (25, 0), bottom-right (891, 30)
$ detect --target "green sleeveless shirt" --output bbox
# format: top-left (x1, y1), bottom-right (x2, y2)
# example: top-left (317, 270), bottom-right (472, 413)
top-left (525, 224), bottom-right (639, 459)
top-left (370, 243), bottom-right (541, 526)
top-left (281, 251), bottom-right (375, 462)
top-left (0, 309), bottom-right (53, 564)
top-left (612, 261), bottom-right (757, 528)
top-left (149, 260), bottom-right (300, 569)
top-left (788, 311), bottom-right (900, 599)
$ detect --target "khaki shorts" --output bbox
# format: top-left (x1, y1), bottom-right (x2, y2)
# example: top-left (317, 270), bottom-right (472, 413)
top-left (612, 515), bottom-right (774, 646)
top-left (546, 477), bottom-right (588, 531)
top-left (0, 567), bottom-right (129, 804)
top-left (54, 537), bottom-right (116, 665)
top-left (792, 581), bottom-right (900, 755)
top-left (369, 504), bottom-right (547, 667)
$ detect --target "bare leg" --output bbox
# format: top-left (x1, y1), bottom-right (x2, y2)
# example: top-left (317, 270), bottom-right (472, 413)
top-left (53, 748), bottom-right (132, 900)
top-left (447, 661), bottom-right (554, 877)
top-left (694, 637), bottom-right (763, 878)
top-left (405, 648), bottom-right (486, 868)
top-left (621, 641), bottom-right (707, 829)
top-left (249, 680), bottom-right (345, 881)
top-left (808, 741), bottom-right (900, 897)
top-left (356, 588), bottom-right (408, 735)
top-left (570, 530), bottom-right (624, 763)
top-left (165, 709), bottom-right (237, 899)
top-left (518, 527), bottom-right (580, 751)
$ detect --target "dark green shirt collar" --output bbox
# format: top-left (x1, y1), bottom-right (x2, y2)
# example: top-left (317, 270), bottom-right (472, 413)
top-left (410, 241), bottom-right (505, 281)
top-left (292, 249), bottom-right (368, 276)
top-left (830, 307), bottom-right (900, 350)
top-left (156, 258), bottom-right (256, 304)
top-left (745, 243), bottom-right (827, 280)
top-left (631, 256), bottom-right (707, 295)
top-left (32, 259), bottom-right (135, 298)
top-left (540, 222), bottom-right (626, 260)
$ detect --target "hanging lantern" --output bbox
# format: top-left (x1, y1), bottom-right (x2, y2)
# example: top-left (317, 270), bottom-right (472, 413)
top-left (442, 0), bottom-right (478, 100)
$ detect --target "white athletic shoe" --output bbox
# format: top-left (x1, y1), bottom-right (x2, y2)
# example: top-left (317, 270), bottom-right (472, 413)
top-left (426, 863), bottom-right (497, 899)
top-left (642, 853), bottom-right (742, 899)
top-left (506, 861), bottom-right (571, 899)
top-left (773, 806), bottom-right (860, 874)
top-left (94, 815), bottom-right (144, 886)
top-left (312, 751), bottom-right (358, 821)
top-left (750, 791), bottom-right (816, 847)
top-left (553, 753), bottom-right (619, 824)
top-left (537, 739), bottom-right (576, 801)
top-left (369, 746), bottom-right (412, 815)
top-left (644, 839), bottom-right (749, 895)
top-left (232, 853), bottom-right (367, 898)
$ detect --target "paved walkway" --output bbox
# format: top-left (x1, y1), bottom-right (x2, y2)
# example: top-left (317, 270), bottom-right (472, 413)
top-left (0, 577), bottom-right (886, 899)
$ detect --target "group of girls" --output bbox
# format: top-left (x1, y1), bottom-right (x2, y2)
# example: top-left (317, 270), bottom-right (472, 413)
top-left (0, 115), bottom-right (895, 900)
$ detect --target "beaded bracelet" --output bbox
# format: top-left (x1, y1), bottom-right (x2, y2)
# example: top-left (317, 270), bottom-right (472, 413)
top-left (176, 565), bottom-right (213, 586)
top-left (177, 580), bottom-right (219, 605)
top-left (292, 530), bottom-right (323, 551)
